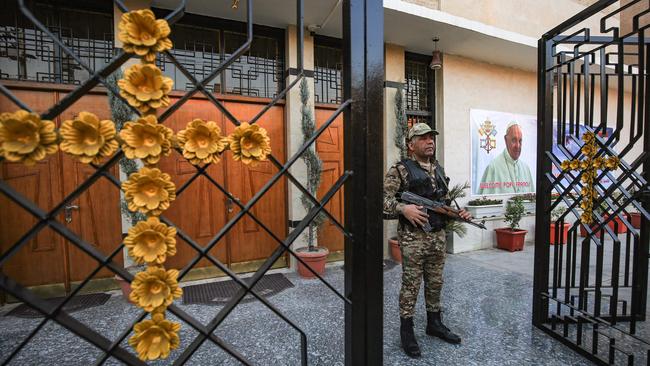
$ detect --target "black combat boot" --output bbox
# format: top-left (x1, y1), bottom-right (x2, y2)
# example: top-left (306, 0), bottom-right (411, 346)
top-left (400, 317), bottom-right (421, 358)
top-left (426, 311), bottom-right (461, 344)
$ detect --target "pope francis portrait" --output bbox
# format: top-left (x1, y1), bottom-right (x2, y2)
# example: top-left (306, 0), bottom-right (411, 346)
top-left (478, 121), bottom-right (535, 194)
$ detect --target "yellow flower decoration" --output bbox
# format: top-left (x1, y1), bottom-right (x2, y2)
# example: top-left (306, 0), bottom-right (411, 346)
top-left (122, 167), bottom-right (176, 216)
top-left (569, 159), bottom-right (580, 170)
top-left (580, 211), bottom-right (593, 225)
top-left (580, 159), bottom-right (591, 170)
top-left (59, 112), bottom-right (118, 164)
top-left (582, 131), bottom-right (595, 143)
top-left (581, 186), bottom-right (597, 200)
top-left (560, 160), bottom-right (571, 171)
top-left (592, 156), bottom-right (604, 170)
top-left (228, 122), bottom-right (272, 164)
top-left (581, 170), bottom-right (595, 184)
top-left (177, 119), bottom-right (229, 165)
top-left (118, 63), bottom-right (173, 114)
top-left (129, 312), bottom-right (181, 361)
top-left (0, 110), bottom-right (58, 165)
top-left (605, 156), bottom-right (620, 169)
top-left (129, 265), bottom-right (182, 312)
top-left (581, 144), bottom-right (596, 158)
top-left (118, 9), bottom-right (172, 63)
top-left (125, 217), bottom-right (177, 265)
top-left (119, 115), bottom-right (173, 165)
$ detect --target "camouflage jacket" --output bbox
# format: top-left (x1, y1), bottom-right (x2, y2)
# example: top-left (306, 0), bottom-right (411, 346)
top-left (383, 157), bottom-right (448, 233)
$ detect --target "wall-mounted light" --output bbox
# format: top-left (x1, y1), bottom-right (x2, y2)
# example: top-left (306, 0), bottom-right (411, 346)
top-left (430, 37), bottom-right (442, 70)
top-left (232, 0), bottom-right (239, 9)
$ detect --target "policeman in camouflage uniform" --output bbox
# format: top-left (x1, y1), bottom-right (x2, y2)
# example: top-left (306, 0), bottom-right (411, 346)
top-left (383, 123), bottom-right (471, 358)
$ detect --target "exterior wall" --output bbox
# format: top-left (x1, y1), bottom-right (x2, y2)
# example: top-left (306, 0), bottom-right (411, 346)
top-left (440, 53), bottom-right (638, 253)
top-left (438, 0), bottom-right (613, 39)
top-left (383, 43), bottom-right (405, 258)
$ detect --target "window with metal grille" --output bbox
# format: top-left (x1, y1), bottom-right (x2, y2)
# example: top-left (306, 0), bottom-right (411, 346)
top-left (314, 36), bottom-right (342, 104)
top-left (0, 1), bottom-right (114, 85)
top-left (157, 23), bottom-right (222, 93)
top-left (154, 10), bottom-right (285, 98)
top-left (405, 53), bottom-right (435, 128)
top-left (223, 31), bottom-right (284, 98)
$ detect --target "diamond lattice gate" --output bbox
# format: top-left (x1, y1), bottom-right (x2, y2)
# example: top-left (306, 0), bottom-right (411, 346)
top-left (0, 0), bottom-right (384, 365)
top-left (533, 1), bottom-right (650, 365)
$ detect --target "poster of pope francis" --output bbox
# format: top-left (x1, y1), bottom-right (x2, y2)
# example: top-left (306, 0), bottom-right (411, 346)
top-left (470, 109), bottom-right (537, 196)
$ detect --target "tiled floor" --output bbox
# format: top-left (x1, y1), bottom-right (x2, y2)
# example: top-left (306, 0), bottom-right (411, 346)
top-left (0, 242), bottom-right (614, 365)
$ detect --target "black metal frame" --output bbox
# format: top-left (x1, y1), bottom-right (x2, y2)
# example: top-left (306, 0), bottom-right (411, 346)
top-left (533, 1), bottom-right (650, 364)
top-left (0, 0), bottom-right (384, 365)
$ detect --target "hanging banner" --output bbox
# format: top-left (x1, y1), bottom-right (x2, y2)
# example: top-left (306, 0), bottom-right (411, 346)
top-left (470, 109), bottom-right (537, 196)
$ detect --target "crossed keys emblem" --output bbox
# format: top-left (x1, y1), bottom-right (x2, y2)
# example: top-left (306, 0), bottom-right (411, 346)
top-left (478, 119), bottom-right (498, 154)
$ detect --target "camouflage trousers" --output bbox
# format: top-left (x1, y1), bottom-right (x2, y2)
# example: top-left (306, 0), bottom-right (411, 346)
top-left (398, 228), bottom-right (447, 318)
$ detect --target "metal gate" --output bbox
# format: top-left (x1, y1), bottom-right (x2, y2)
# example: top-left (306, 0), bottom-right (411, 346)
top-left (533, 0), bottom-right (650, 364)
top-left (0, 0), bottom-right (384, 365)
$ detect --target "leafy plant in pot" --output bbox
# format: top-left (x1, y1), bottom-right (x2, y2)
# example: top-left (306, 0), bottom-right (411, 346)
top-left (495, 196), bottom-right (527, 251)
top-left (465, 196), bottom-right (503, 218)
top-left (550, 206), bottom-right (569, 245)
top-left (295, 79), bottom-right (329, 278)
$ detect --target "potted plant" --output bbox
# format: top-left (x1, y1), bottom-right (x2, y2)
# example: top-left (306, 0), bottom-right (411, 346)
top-left (549, 206), bottom-right (569, 245)
top-left (495, 196), bottom-right (527, 251)
top-left (465, 196), bottom-right (503, 218)
top-left (629, 209), bottom-right (642, 229)
top-left (387, 84), bottom-right (409, 263)
top-left (295, 79), bottom-right (329, 278)
top-left (520, 192), bottom-right (536, 214)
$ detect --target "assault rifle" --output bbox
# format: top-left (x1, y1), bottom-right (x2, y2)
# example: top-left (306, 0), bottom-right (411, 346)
top-left (400, 191), bottom-right (487, 231)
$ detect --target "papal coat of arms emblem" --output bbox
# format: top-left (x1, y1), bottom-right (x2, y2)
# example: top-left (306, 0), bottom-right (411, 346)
top-left (478, 119), bottom-right (498, 154)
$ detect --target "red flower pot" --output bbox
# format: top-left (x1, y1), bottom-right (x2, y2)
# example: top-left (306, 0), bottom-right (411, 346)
top-left (579, 214), bottom-right (628, 236)
top-left (606, 215), bottom-right (628, 234)
top-left (550, 222), bottom-right (570, 245)
top-left (630, 212), bottom-right (641, 229)
top-left (495, 228), bottom-right (527, 252)
top-left (295, 247), bottom-right (329, 278)
top-left (389, 237), bottom-right (401, 263)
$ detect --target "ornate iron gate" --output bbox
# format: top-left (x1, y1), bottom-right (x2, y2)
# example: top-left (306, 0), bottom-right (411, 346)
top-left (0, 0), bottom-right (384, 365)
top-left (533, 0), bottom-right (650, 364)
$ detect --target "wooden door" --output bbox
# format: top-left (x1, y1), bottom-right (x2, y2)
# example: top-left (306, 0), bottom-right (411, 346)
top-left (157, 98), bottom-right (229, 271)
top-left (57, 93), bottom-right (124, 283)
top-left (315, 106), bottom-right (344, 253)
top-left (0, 90), bottom-right (67, 287)
top-left (222, 101), bottom-right (287, 267)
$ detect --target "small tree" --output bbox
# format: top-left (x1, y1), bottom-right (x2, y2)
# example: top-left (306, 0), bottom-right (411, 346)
top-left (394, 84), bottom-right (408, 160)
top-left (445, 182), bottom-right (470, 237)
top-left (107, 71), bottom-right (146, 227)
top-left (504, 196), bottom-right (525, 230)
top-left (299, 78), bottom-right (326, 251)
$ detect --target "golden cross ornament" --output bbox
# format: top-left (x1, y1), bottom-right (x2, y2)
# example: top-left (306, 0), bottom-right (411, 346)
top-left (560, 131), bottom-right (620, 225)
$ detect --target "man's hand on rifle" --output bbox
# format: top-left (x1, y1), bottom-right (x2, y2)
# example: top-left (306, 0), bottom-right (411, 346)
top-left (402, 204), bottom-right (429, 228)
top-left (458, 209), bottom-right (472, 221)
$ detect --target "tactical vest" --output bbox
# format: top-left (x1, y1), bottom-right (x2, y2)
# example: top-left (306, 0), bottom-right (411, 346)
top-left (398, 159), bottom-right (450, 232)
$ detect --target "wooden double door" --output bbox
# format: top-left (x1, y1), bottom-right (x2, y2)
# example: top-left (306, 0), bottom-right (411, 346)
top-left (0, 87), bottom-right (287, 291)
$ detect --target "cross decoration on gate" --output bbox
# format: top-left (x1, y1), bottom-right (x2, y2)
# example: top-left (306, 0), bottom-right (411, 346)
top-left (0, 8), bottom-right (272, 362)
top-left (560, 131), bottom-right (620, 225)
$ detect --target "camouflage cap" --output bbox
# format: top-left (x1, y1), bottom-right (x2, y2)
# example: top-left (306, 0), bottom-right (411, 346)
top-left (408, 123), bottom-right (439, 140)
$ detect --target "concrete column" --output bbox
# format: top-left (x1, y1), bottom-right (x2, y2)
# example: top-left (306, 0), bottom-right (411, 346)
top-left (284, 25), bottom-right (315, 270)
top-left (383, 44), bottom-right (405, 258)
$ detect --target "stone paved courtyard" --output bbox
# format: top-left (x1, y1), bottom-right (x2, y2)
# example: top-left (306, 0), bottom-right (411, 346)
top-left (0, 244), bottom-right (597, 365)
